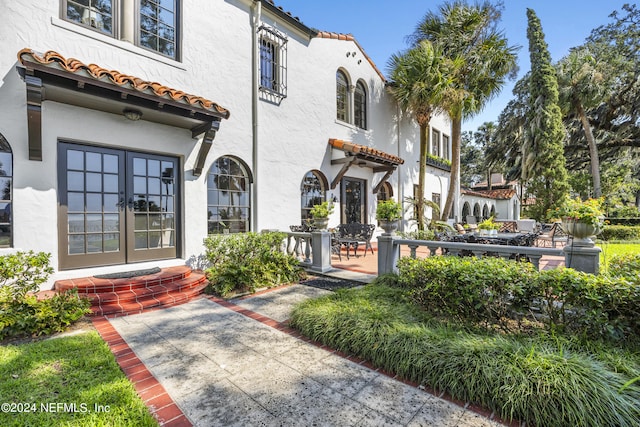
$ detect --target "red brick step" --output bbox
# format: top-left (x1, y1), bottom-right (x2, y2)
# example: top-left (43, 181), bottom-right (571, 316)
top-left (54, 266), bottom-right (208, 317)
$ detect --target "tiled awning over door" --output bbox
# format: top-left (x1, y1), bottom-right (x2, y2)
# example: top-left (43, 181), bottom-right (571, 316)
top-left (328, 139), bottom-right (404, 193)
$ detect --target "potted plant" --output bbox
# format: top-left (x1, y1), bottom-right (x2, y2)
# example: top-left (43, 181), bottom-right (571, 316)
top-left (478, 216), bottom-right (500, 236)
top-left (376, 199), bottom-right (402, 235)
top-left (553, 197), bottom-right (605, 244)
top-left (309, 201), bottom-right (334, 230)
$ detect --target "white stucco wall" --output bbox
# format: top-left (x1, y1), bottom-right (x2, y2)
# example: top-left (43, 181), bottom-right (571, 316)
top-left (0, 0), bottom-right (453, 281)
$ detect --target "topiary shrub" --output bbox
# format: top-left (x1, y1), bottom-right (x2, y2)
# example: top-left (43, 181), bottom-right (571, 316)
top-left (0, 251), bottom-right (91, 340)
top-left (203, 232), bottom-right (305, 297)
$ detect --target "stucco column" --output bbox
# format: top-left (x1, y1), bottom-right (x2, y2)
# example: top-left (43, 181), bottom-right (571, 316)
top-left (377, 234), bottom-right (400, 275)
top-left (310, 231), bottom-right (332, 273)
top-left (563, 240), bottom-right (601, 274)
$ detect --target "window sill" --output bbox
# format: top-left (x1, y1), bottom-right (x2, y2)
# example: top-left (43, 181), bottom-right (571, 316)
top-left (51, 18), bottom-right (186, 71)
top-left (334, 119), bottom-right (369, 134)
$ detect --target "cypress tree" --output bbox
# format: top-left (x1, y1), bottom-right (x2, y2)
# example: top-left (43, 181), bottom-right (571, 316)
top-left (524, 8), bottom-right (569, 220)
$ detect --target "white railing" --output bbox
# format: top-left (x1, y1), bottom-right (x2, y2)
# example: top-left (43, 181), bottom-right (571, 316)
top-left (397, 239), bottom-right (563, 270)
top-left (377, 235), bottom-right (602, 275)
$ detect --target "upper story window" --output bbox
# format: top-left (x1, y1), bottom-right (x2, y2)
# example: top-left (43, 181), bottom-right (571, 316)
top-left (0, 134), bottom-right (12, 248)
top-left (62, 0), bottom-right (180, 60)
top-left (431, 128), bottom-right (441, 157)
top-left (65, 0), bottom-right (114, 35)
top-left (259, 26), bottom-right (287, 99)
top-left (442, 134), bottom-right (450, 160)
top-left (140, 0), bottom-right (177, 58)
top-left (354, 81), bottom-right (367, 130)
top-left (336, 71), bottom-right (368, 129)
top-left (336, 70), bottom-right (349, 122)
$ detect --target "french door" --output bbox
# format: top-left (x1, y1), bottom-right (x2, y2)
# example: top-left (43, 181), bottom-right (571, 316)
top-left (58, 142), bottom-right (179, 269)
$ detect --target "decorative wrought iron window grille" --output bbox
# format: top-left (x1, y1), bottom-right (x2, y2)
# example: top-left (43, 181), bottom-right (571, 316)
top-left (258, 26), bottom-right (287, 99)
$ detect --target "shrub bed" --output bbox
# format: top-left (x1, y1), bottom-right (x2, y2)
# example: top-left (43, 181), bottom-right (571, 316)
top-left (203, 232), bottom-right (305, 297)
top-left (0, 251), bottom-right (90, 341)
top-left (290, 284), bottom-right (640, 427)
top-left (395, 256), bottom-right (640, 341)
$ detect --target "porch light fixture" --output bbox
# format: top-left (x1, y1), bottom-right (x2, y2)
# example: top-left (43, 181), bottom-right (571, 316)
top-left (123, 108), bottom-right (142, 121)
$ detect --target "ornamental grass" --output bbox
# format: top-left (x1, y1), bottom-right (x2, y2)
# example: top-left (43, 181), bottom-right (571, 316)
top-left (290, 284), bottom-right (640, 427)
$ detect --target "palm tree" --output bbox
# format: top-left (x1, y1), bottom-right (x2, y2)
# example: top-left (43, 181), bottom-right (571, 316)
top-left (557, 47), bottom-right (606, 197)
top-left (410, 1), bottom-right (518, 221)
top-left (474, 121), bottom-right (499, 189)
top-left (387, 40), bottom-right (455, 230)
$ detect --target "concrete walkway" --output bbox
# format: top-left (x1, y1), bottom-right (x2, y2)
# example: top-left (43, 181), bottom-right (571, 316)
top-left (105, 282), bottom-right (506, 427)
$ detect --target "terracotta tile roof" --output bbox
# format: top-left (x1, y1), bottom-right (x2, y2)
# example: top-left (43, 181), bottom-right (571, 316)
top-left (329, 138), bottom-right (404, 165)
top-left (17, 48), bottom-right (230, 119)
top-left (315, 31), bottom-right (386, 81)
top-left (462, 188), bottom-right (516, 200)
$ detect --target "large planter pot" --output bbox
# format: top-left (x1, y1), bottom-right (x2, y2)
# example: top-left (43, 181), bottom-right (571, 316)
top-left (561, 218), bottom-right (601, 246)
top-left (379, 219), bottom-right (399, 235)
top-left (313, 218), bottom-right (329, 231)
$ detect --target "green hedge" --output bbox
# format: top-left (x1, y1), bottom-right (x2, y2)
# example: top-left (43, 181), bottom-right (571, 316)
top-left (0, 251), bottom-right (90, 340)
top-left (605, 217), bottom-right (640, 225)
top-left (396, 256), bottom-right (640, 341)
top-left (203, 232), bottom-right (305, 297)
top-left (600, 225), bottom-right (640, 241)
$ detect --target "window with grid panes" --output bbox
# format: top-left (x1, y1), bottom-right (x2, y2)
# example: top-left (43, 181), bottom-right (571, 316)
top-left (354, 81), bottom-right (367, 129)
top-left (62, 0), bottom-right (179, 60)
top-left (207, 157), bottom-right (251, 234)
top-left (336, 70), bottom-right (349, 122)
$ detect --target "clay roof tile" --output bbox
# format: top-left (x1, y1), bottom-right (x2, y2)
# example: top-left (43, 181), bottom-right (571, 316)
top-left (18, 48), bottom-right (230, 119)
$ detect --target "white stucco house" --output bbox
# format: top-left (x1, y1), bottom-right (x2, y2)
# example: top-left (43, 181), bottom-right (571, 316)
top-left (0, 0), bottom-right (453, 286)
top-left (460, 174), bottom-right (521, 223)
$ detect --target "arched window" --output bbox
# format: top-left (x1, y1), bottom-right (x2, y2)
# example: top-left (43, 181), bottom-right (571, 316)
top-left (462, 202), bottom-right (470, 221)
top-left (207, 156), bottom-right (251, 234)
top-left (490, 205), bottom-right (496, 218)
top-left (354, 80), bottom-right (367, 129)
top-left (0, 134), bottom-right (12, 248)
top-left (336, 70), bottom-right (349, 122)
top-left (301, 170), bottom-right (327, 222)
top-left (377, 182), bottom-right (393, 202)
top-left (482, 204), bottom-right (489, 220)
top-left (473, 203), bottom-right (481, 222)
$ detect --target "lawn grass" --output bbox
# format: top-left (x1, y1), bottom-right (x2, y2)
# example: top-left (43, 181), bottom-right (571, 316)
top-left (290, 284), bottom-right (640, 427)
top-left (0, 331), bottom-right (157, 427)
top-left (597, 241), bottom-right (640, 271)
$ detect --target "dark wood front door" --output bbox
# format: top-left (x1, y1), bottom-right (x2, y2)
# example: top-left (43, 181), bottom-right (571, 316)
top-left (58, 143), bottom-right (179, 270)
top-left (341, 177), bottom-right (367, 224)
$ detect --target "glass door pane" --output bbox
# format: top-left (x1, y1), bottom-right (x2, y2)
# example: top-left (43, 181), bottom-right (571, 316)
top-left (126, 152), bottom-right (177, 261)
top-left (59, 143), bottom-right (125, 269)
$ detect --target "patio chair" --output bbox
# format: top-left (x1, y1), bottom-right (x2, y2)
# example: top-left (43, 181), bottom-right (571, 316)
top-left (535, 222), bottom-right (569, 248)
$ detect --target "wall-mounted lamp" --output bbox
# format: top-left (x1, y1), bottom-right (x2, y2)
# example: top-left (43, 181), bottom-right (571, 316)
top-left (123, 108), bottom-right (143, 121)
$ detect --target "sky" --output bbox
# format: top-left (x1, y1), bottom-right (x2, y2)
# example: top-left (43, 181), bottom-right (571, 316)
top-left (273, 0), bottom-right (629, 134)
